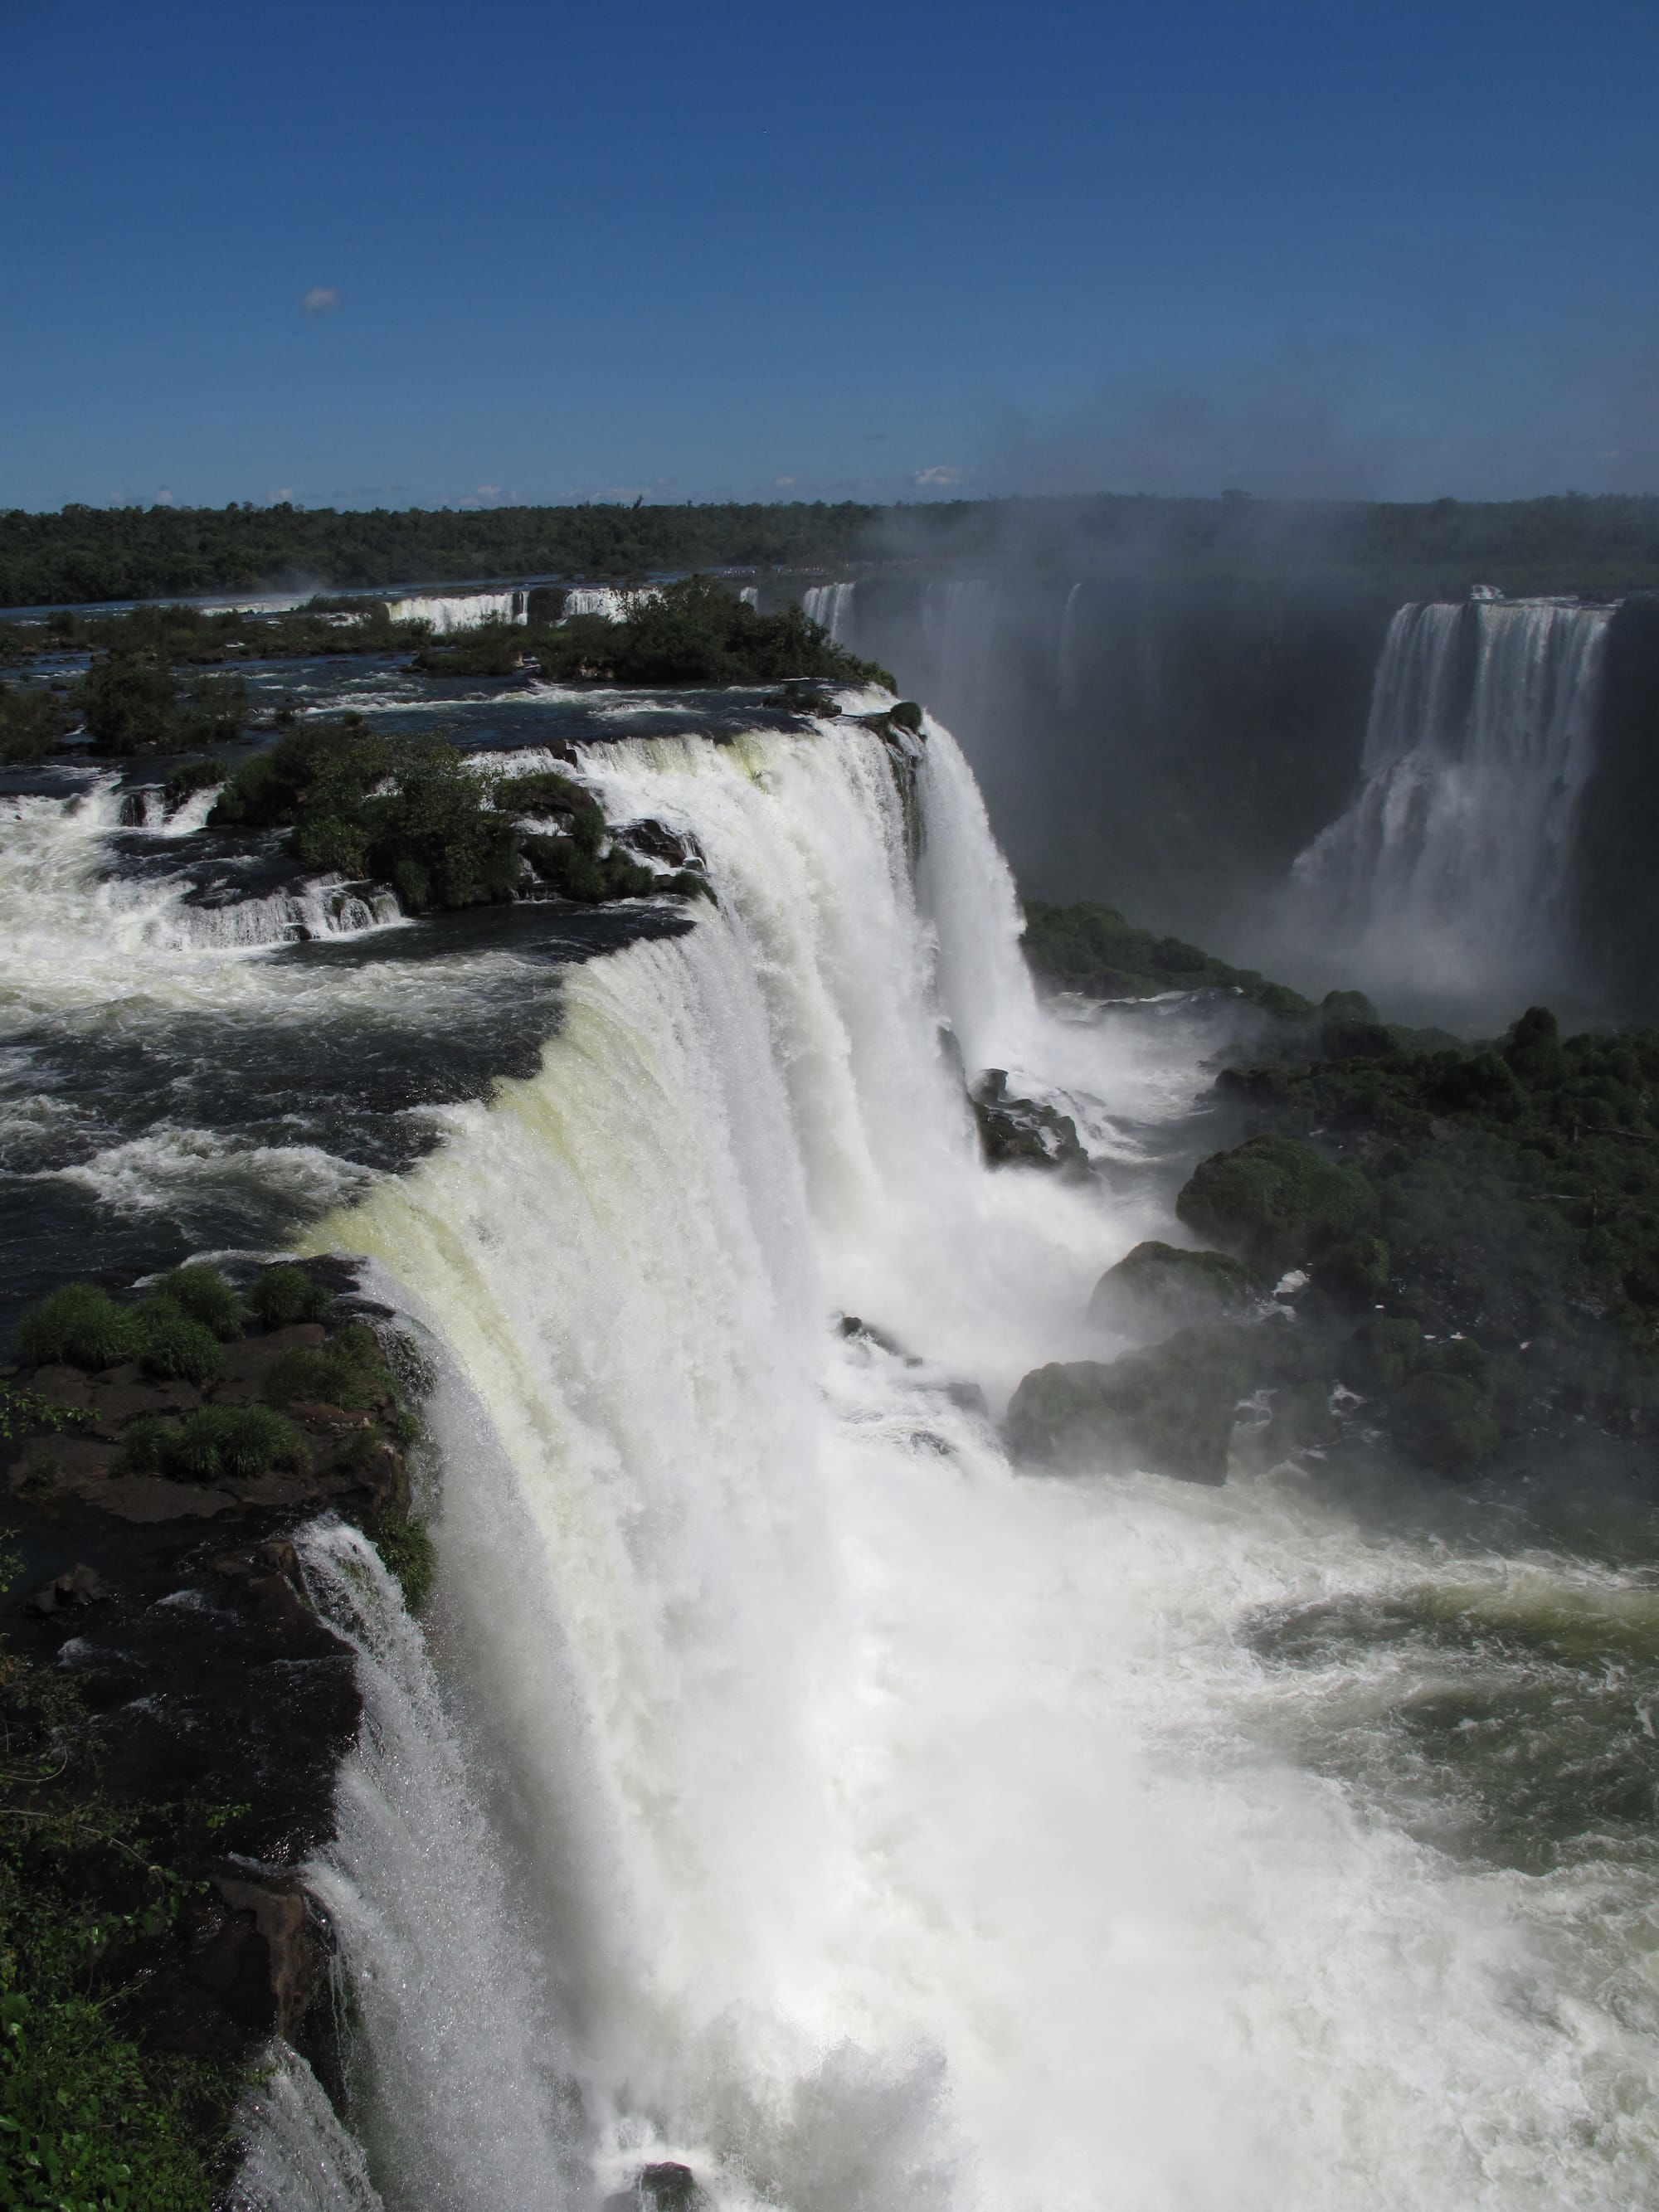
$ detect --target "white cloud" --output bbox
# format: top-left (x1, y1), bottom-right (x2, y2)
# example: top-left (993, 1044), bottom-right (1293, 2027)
top-left (475, 484), bottom-right (503, 498)
top-left (775, 474), bottom-right (797, 488)
top-left (913, 464), bottom-right (965, 487)
top-left (302, 287), bottom-right (341, 314)
top-left (273, 488), bottom-right (294, 503)
top-left (156, 487), bottom-right (174, 505)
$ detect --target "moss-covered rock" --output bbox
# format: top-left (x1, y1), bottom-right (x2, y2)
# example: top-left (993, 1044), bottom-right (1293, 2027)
top-left (1176, 1131), bottom-right (1379, 1272)
top-left (1005, 1326), bottom-right (1259, 1484)
top-left (1087, 1240), bottom-right (1257, 1338)
top-left (1021, 899), bottom-right (1315, 1015)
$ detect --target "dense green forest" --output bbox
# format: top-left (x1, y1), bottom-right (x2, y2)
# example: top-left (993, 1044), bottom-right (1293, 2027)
top-left (4, 493), bottom-right (1658, 610)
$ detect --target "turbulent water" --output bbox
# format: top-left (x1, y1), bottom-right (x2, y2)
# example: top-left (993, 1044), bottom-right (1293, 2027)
top-left (1291, 599), bottom-right (1612, 1016)
top-left (3, 654), bottom-right (1657, 2210)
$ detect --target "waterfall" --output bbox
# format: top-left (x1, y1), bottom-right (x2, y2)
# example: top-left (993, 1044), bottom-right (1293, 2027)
top-left (386, 591), bottom-right (526, 631)
top-left (561, 586), bottom-right (660, 622)
top-left (257, 712), bottom-right (1659, 2212)
top-left (801, 582), bottom-right (856, 642)
top-left (1290, 598), bottom-right (1612, 1011)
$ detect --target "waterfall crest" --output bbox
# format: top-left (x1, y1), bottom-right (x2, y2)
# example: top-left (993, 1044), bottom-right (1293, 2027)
top-left (1290, 598), bottom-right (1611, 1011)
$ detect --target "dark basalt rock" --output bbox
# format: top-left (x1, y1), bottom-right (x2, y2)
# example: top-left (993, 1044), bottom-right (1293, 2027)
top-left (971, 1069), bottom-right (1086, 1172)
top-left (617, 817), bottom-right (707, 873)
top-left (0, 1258), bottom-right (431, 2152)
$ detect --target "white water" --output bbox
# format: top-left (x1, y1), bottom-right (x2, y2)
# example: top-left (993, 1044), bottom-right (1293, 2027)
top-left (0, 781), bottom-right (403, 988)
top-left (801, 583), bottom-right (856, 642)
top-left (386, 591), bottom-right (527, 631)
top-left (562, 587), bottom-right (661, 622)
top-left (1291, 598), bottom-right (1612, 1012)
top-left (285, 713), bottom-right (1659, 2210)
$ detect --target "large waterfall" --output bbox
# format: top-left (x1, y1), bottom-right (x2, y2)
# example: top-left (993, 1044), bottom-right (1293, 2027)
top-left (206, 712), bottom-right (1659, 2211)
top-left (1288, 598), bottom-right (1612, 1013)
top-left (385, 591), bottom-right (528, 630)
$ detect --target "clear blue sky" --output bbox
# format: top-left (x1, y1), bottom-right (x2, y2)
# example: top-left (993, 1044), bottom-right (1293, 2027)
top-left (5, 0), bottom-right (1656, 511)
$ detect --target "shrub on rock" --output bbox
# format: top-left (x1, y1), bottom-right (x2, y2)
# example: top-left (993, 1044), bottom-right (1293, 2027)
top-left (134, 1302), bottom-right (224, 1387)
top-left (121, 1404), bottom-right (307, 1481)
top-left (151, 1265), bottom-right (247, 1339)
top-left (18, 1284), bottom-right (139, 1370)
top-left (249, 1264), bottom-right (333, 1327)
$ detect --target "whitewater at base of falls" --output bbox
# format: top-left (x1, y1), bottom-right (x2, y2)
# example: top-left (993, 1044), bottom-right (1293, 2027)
top-left (280, 717), bottom-right (1659, 2212)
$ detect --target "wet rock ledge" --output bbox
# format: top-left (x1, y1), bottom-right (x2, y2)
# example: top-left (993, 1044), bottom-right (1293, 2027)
top-left (0, 1256), bottom-right (430, 2196)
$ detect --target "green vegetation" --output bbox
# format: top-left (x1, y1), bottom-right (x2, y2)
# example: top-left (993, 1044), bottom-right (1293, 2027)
top-left (134, 1305), bottom-right (223, 1388)
top-left (246, 1263), bottom-right (333, 1328)
top-left (149, 1266), bottom-right (247, 1339)
top-left (373, 1505), bottom-right (435, 1615)
top-left (494, 767), bottom-right (598, 819)
top-left (4, 492), bottom-right (1659, 611)
top-left (163, 756), bottom-right (228, 805)
top-left (411, 576), bottom-right (893, 688)
top-left (18, 1283), bottom-right (139, 1369)
top-left (1088, 1240), bottom-right (1258, 1336)
top-left (0, 1567), bottom-right (226, 2208)
top-left (1180, 1004), bottom-right (1659, 1473)
top-left (74, 659), bottom-right (251, 758)
top-left (209, 722), bottom-right (521, 912)
top-left (1176, 1131), bottom-right (1380, 1273)
top-left (1022, 899), bottom-right (1315, 1018)
top-left (0, 683), bottom-right (79, 763)
top-left (207, 719), bottom-right (703, 912)
top-left (119, 1403), bottom-right (308, 1482)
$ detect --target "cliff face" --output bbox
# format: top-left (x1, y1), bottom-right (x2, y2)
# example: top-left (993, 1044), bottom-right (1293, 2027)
top-left (0, 1259), bottom-right (426, 2187)
top-left (841, 571), bottom-right (1393, 945)
top-left (1574, 596), bottom-right (1659, 1023)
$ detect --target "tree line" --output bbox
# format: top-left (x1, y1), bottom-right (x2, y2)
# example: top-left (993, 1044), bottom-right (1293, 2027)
top-left (2, 492), bottom-right (1658, 612)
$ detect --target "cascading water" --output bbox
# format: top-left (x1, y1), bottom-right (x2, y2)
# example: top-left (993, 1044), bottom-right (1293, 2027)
top-left (800, 582), bottom-right (856, 642)
top-left (1289, 597), bottom-right (1612, 1014)
top-left (385, 591), bottom-right (527, 630)
top-left (260, 712), bottom-right (1659, 2212)
top-left (562, 587), bottom-right (660, 622)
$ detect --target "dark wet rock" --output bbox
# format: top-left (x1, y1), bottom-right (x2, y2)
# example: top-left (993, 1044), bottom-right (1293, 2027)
top-left (971, 1069), bottom-right (1086, 1172)
top-left (640, 2163), bottom-right (704, 2211)
top-left (618, 817), bottom-right (706, 872)
top-left (1088, 1240), bottom-right (1258, 1339)
top-left (26, 1560), bottom-right (106, 1615)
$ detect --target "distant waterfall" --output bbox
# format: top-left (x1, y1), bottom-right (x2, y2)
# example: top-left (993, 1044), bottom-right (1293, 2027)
top-left (1290, 598), bottom-right (1611, 1014)
top-left (561, 586), bottom-right (659, 622)
top-left (385, 591), bottom-right (526, 631)
top-left (802, 581), bottom-right (856, 641)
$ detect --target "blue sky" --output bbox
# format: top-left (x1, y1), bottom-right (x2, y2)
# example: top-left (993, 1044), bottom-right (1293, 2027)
top-left (4, 0), bottom-right (1656, 510)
